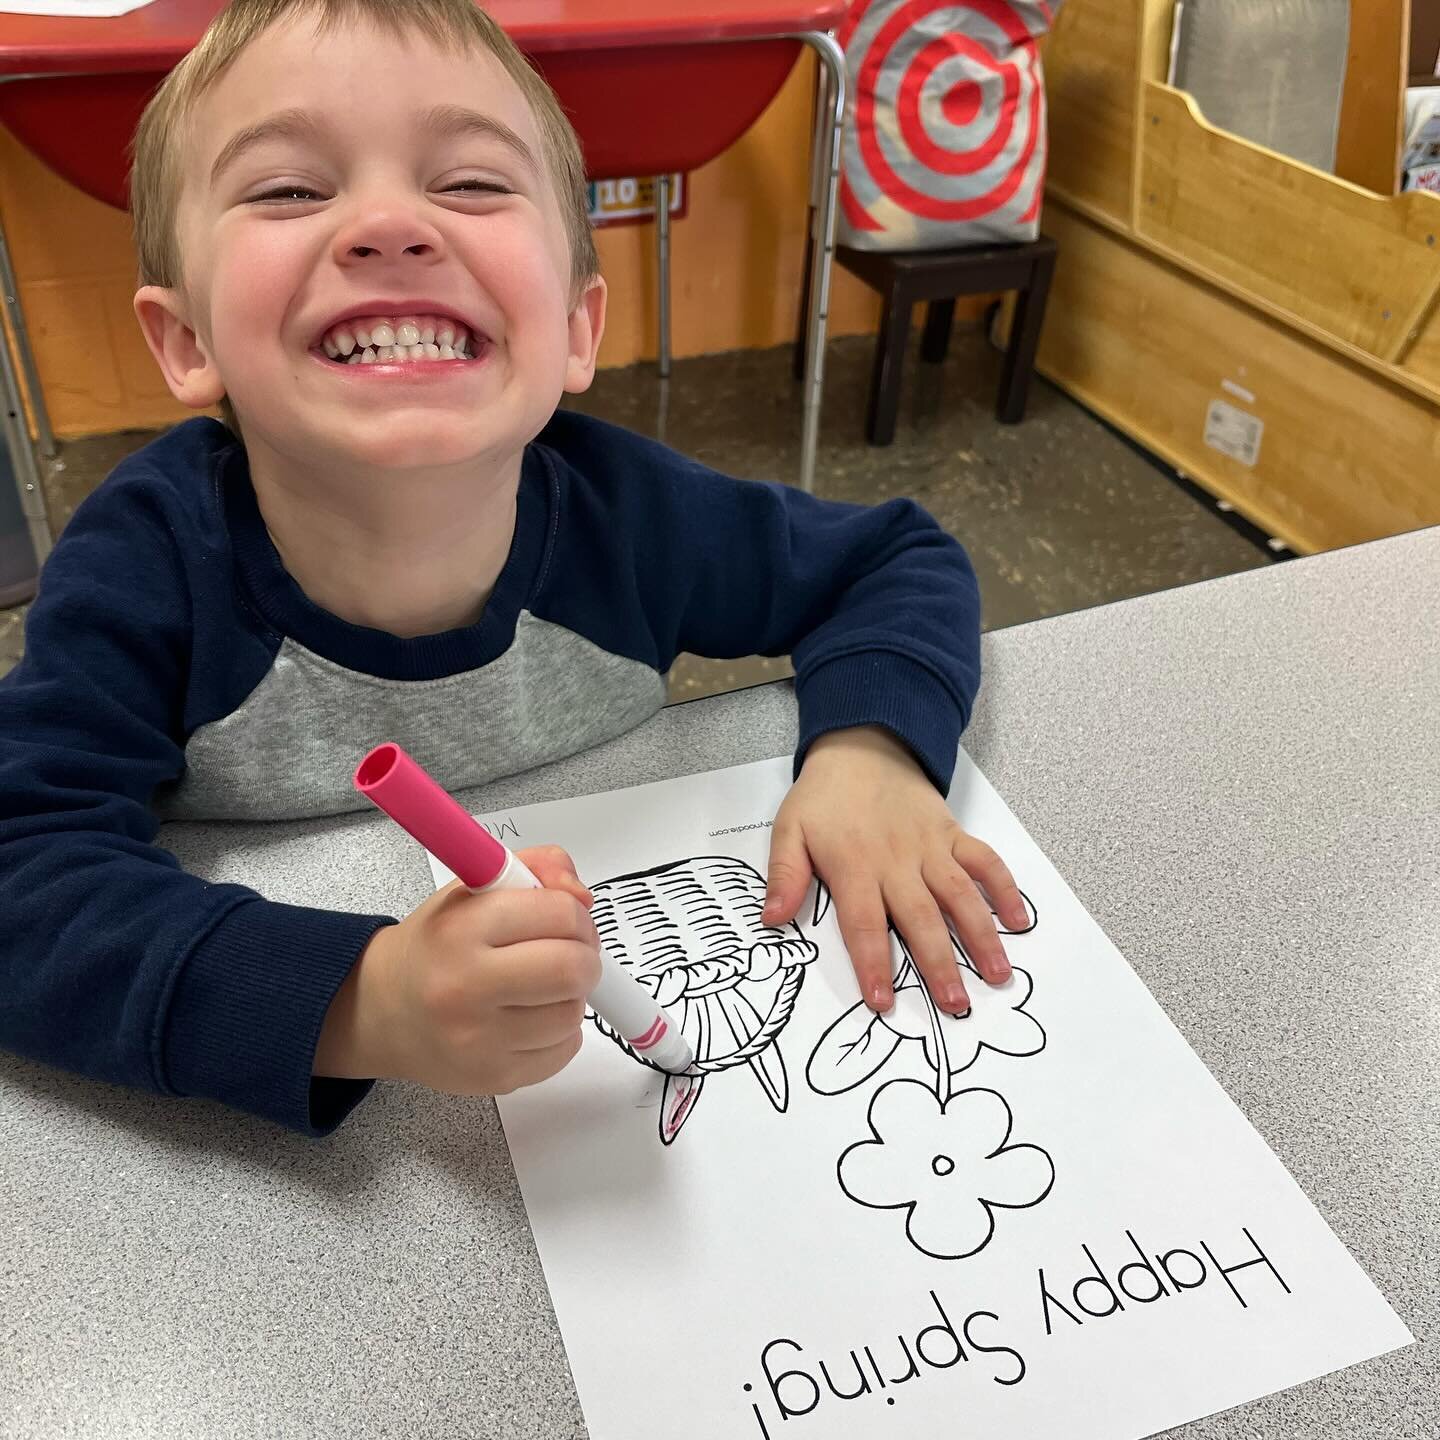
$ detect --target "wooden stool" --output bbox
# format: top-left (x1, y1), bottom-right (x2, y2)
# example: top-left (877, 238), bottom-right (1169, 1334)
top-left (797, 235), bottom-right (1057, 446)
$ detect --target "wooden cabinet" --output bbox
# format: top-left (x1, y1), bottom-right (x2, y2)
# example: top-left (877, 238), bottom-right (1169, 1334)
top-left (1037, 0), bottom-right (1440, 552)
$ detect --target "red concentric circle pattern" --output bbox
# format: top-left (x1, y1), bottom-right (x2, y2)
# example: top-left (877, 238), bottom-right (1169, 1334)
top-left (839, 0), bottom-right (1051, 232)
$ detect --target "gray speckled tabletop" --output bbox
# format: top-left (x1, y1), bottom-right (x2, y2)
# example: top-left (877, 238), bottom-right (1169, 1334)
top-left (3, 529), bottom-right (1437, 1439)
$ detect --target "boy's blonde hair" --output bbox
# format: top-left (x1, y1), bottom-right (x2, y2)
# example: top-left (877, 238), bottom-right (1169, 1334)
top-left (130, 0), bottom-right (599, 294)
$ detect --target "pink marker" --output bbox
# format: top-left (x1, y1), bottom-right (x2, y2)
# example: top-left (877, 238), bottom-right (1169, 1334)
top-left (354, 742), bottom-right (696, 1078)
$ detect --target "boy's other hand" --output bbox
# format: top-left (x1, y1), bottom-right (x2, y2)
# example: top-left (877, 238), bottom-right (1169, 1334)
top-left (315, 846), bottom-right (600, 1094)
top-left (762, 727), bottom-right (1028, 1015)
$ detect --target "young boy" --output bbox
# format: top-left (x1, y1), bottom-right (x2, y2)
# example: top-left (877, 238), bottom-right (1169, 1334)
top-left (0, 0), bottom-right (1028, 1136)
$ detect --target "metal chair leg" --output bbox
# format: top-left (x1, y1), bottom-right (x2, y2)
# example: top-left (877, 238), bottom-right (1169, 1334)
top-left (0, 216), bottom-right (56, 463)
top-left (792, 56), bottom-right (827, 383)
top-left (0, 320), bottom-right (51, 567)
top-left (0, 362), bottom-right (50, 570)
top-left (795, 29), bottom-right (846, 494)
top-left (656, 174), bottom-right (672, 380)
top-left (792, 228), bottom-right (814, 382)
top-left (0, 211), bottom-right (54, 577)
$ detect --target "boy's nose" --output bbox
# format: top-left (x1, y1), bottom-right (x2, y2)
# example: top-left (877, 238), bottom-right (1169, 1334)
top-left (347, 242), bottom-right (433, 259)
top-left (332, 208), bottom-right (445, 267)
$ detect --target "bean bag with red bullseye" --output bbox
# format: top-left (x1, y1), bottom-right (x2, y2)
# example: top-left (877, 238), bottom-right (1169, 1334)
top-left (837, 0), bottom-right (1062, 249)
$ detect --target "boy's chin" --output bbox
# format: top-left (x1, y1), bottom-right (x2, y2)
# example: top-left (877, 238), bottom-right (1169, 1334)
top-left (308, 412), bottom-right (521, 473)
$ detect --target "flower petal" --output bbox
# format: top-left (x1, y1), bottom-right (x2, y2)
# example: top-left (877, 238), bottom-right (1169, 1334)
top-left (976, 1142), bottom-right (1055, 1210)
top-left (944, 1087), bottom-right (1015, 1159)
top-left (838, 1136), bottom-right (909, 1211)
top-left (906, 1193), bottom-right (996, 1260)
top-left (925, 972), bottom-right (1044, 1077)
top-left (970, 1005), bottom-right (1045, 1063)
top-left (868, 1076), bottom-right (943, 1145)
top-left (838, 1080), bottom-right (945, 1210)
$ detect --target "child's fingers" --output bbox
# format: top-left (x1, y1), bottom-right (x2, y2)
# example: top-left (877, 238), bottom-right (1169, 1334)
top-left (461, 888), bottom-right (597, 951)
top-left (519, 844), bottom-right (594, 907)
top-left (503, 996), bottom-right (589, 1051)
top-left (954, 834), bottom-right (1027, 932)
top-left (886, 879), bottom-right (972, 1015)
top-left (493, 1032), bottom-right (585, 1094)
top-left (763, 820), bottom-right (814, 926)
top-left (830, 877), bottom-right (897, 1011)
top-left (926, 857), bottom-right (1011, 983)
top-left (486, 938), bottom-right (603, 1006)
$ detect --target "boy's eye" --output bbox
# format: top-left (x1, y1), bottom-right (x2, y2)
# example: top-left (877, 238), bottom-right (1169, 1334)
top-left (240, 179), bottom-right (512, 204)
top-left (441, 180), bottom-right (514, 195)
top-left (248, 185), bottom-right (325, 204)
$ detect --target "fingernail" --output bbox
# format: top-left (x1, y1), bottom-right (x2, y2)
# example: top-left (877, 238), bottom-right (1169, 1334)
top-left (993, 959), bottom-right (1012, 982)
top-left (868, 983), bottom-right (893, 1012)
top-left (1010, 905), bottom-right (1029, 928)
top-left (945, 983), bottom-right (968, 1011)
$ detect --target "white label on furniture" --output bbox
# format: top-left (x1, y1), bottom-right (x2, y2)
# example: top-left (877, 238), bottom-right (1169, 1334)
top-left (1205, 398), bottom-right (1264, 466)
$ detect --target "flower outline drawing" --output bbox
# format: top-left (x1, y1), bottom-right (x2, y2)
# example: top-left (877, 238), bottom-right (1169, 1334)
top-left (837, 1079), bottom-right (1055, 1260)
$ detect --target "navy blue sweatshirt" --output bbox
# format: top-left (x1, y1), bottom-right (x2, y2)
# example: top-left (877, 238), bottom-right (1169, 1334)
top-left (0, 412), bottom-right (981, 1134)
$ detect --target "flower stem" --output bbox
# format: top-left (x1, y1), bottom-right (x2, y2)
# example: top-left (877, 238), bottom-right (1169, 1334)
top-left (900, 938), bottom-right (952, 1106)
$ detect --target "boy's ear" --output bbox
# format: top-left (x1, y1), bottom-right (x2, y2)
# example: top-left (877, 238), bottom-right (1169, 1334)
top-left (133, 286), bottom-right (227, 409)
top-left (562, 274), bottom-right (608, 394)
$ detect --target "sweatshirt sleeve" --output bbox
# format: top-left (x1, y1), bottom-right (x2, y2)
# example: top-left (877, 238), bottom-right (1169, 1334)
top-left (0, 476), bottom-right (391, 1134)
top-left (540, 418), bottom-right (982, 793)
top-left (681, 476), bottom-right (980, 792)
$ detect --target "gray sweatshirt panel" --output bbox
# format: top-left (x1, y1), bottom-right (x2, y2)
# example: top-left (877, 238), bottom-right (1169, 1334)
top-left (159, 612), bottom-right (664, 821)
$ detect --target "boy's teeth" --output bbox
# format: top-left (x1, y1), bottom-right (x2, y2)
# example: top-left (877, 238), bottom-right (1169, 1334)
top-left (321, 315), bottom-right (480, 363)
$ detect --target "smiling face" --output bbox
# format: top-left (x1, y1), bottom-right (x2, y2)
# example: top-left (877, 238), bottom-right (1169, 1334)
top-left (136, 12), bottom-right (604, 475)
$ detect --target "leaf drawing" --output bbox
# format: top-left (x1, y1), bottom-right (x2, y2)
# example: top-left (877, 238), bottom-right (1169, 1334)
top-left (588, 856), bottom-right (818, 1144)
top-left (805, 999), bottom-right (903, 1096)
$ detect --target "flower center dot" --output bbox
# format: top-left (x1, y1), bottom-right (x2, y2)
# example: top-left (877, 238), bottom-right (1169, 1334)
top-left (931, 1154), bottom-right (955, 1177)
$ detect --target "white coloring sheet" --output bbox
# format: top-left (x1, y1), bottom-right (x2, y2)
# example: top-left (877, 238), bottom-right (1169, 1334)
top-left (428, 752), bottom-right (1410, 1440)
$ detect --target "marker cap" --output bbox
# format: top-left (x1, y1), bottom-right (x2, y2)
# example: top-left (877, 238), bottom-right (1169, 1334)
top-left (354, 742), bottom-right (506, 889)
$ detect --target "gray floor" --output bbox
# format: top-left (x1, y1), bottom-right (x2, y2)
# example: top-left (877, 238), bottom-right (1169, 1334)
top-left (0, 330), bottom-right (1269, 690)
